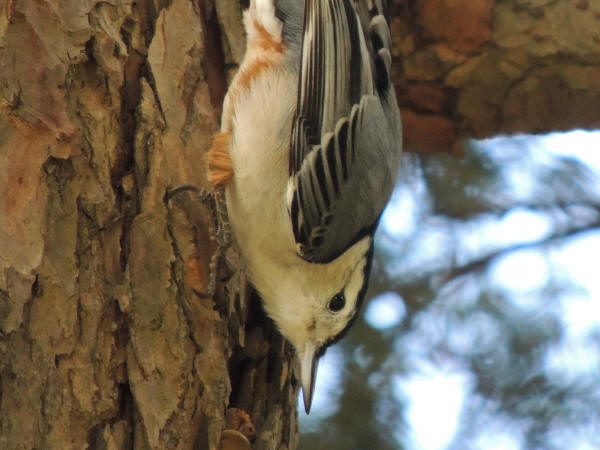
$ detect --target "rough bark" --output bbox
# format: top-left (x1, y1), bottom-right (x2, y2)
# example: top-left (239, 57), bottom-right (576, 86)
top-left (0, 0), bottom-right (598, 449)
top-left (393, 0), bottom-right (600, 153)
top-left (0, 0), bottom-right (296, 449)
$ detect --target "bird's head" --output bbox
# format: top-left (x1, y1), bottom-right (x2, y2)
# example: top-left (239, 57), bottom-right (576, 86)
top-left (254, 236), bottom-right (374, 413)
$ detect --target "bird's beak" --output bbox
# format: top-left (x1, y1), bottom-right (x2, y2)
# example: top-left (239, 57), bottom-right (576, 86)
top-left (300, 341), bottom-right (319, 414)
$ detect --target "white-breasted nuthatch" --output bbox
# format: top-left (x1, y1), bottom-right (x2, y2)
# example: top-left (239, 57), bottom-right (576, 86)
top-left (207, 0), bottom-right (402, 413)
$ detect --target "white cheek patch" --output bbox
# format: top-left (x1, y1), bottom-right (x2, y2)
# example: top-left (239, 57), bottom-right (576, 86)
top-left (345, 256), bottom-right (368, 305)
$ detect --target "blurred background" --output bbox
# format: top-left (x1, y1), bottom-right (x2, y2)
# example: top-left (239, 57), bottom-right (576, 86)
top-left (298, 130), bottom-right (600, 450)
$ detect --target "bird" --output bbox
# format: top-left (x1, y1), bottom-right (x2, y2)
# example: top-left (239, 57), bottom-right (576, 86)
top-left (207, 0), bottom-right (402, 413)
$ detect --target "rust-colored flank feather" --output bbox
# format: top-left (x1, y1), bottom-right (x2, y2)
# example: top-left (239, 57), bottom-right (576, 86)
top-left (254, 20), bottom-right (284, 54)
top-left (208, 131), bottom-right (234, 187)
top-left (207, 16), bottom-right (285, 188)
top-left (237, 59), bottom-right (273, 91)
top-left (237, 21), bottom-right (284, 91)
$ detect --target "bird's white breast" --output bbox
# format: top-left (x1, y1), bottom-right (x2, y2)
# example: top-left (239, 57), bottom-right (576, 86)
top-left (225, 67), bottom-right (298, 275)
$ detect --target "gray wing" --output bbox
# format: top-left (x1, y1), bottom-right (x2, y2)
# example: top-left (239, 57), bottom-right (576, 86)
top-left (288, 0), bottom-right (402, 263)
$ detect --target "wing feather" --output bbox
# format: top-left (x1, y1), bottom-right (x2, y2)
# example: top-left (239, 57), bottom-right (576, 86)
top-left (288, 0), bottom-right (402, 262)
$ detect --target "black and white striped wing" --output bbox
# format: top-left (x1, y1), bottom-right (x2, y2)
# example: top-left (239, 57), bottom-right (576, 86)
top-left (289, 0), bottom-right (368, 173)
top-left (287, 0), bottom-right (402, 263)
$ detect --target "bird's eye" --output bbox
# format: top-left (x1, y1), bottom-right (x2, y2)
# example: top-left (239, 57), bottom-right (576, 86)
top-left (327, 292), bottom-right (346, 313)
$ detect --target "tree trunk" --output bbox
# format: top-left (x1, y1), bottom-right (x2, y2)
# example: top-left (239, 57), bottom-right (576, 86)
top-left (393, 0), bottom-right (600, 153)
top-left (0, 0), bottom-right (598, 449)
top-left (0, 0), bottom-right (297, 448)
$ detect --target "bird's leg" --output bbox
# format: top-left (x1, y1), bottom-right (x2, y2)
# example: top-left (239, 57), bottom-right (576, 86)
top-left (165, 185), bottom-right (232, 298)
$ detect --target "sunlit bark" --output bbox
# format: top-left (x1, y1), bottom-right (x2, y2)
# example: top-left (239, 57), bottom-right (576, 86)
top-left (0, 1), bottom-right (295, 449)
